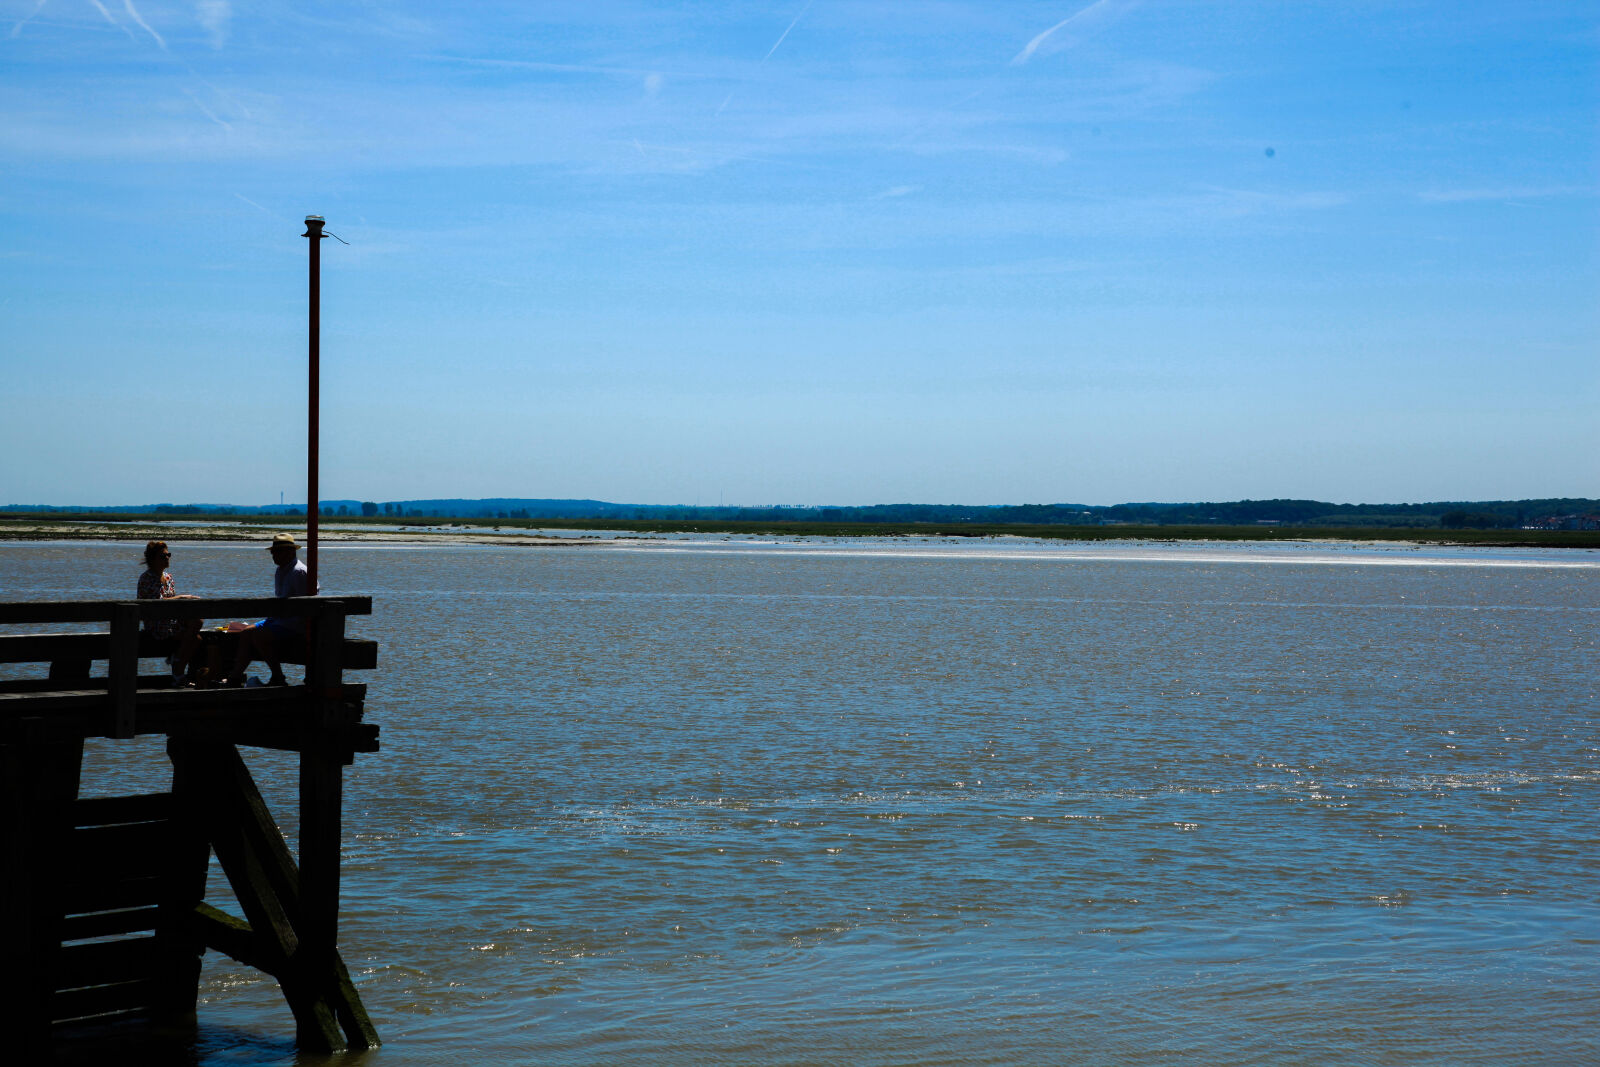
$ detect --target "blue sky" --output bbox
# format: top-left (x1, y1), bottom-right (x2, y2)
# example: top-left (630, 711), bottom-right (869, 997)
top-left (3, 1), bottom-right (1596, 507)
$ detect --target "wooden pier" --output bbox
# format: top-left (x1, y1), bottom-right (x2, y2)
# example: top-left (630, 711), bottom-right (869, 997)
top-left (0, 596), bottom-right (381, 1057)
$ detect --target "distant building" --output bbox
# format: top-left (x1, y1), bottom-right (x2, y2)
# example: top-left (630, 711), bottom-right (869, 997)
top-left (1522, 514), bottom-right (1600, 531)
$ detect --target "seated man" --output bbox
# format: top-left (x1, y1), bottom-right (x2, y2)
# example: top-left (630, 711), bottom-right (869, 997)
top-left (220, 532), bottom-right (318, 686)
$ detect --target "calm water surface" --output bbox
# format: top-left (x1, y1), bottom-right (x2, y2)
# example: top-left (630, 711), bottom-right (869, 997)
top-left (5, 538), bottom-right (1598, 1065)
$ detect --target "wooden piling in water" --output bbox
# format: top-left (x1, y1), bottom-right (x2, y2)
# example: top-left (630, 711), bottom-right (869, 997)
top-left (0, 595), bottom-right (381, 1056)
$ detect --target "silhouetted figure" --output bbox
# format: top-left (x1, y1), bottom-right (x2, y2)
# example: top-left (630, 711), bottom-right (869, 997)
top-left (137, 539), bottom-right (202, 680)
top-left (220, 532), bottom-right (318, 687)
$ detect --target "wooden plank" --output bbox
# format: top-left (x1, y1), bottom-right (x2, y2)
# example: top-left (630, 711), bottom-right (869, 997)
top-left (0, 602), bottom-right (141, 625)
top-left (0, 634), bottom-right (115, 664)
top-left (48, 656), bottom-right (91, 684)
top-left (66, 822), bottom-right (177, 881)
top-left (74, 792), bottom-right (174, 827)
top-left (167, 720), bottom-right (379, 757)
top-left (61, 906), bottom-right (163, 941)
top-left (0, 633), bottom-right (377, 670)
top-left (0, 688), bottom-right (113, 711)
top-left (61, 875), bottom-right (168, 914)
top-left (51, 979), bottom-right (160, 1023)
top-left (0, 631), bottom-right (186, 664)
top-left (278, 637), bottom-right (376, 670)
top-left (55, 936), bottom-right (161, 990)
top-left (0, 675), bottom-right (179, 694)
top-left (0, 596), bottom-right (372, 625)
top-left (0, 681), bottom-right (367, 714)
top-left (0, 694), bottom-right (369, 747)
top-left (337, 637), bottom-right (376, 670)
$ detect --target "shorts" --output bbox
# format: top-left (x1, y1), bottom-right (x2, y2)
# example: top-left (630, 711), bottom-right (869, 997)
top-left (258, 618), bottom-right (303, 642)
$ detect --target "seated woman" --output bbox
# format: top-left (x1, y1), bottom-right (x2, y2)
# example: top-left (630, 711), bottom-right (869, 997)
top-left (137, 540), bottom-right (203, 681)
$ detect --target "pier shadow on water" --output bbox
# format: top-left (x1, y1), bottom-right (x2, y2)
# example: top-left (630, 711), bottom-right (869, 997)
top-left (50, 1020), bottom-right (308, 1067)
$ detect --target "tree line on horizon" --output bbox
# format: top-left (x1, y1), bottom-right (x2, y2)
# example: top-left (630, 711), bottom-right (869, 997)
top-left (5, 497), bottom-right (1598, 530)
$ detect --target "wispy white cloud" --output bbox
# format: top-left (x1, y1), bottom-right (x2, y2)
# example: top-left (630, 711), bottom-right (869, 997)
top-left (899, 139), bottom-right (1069, 166)
top-left (88, 0), bottom-right (137, 43)
top-left (424, 54), bottom-right (714, 81)
top-left (122, 0), bottom-right (164, 49)
top-left (9, 0), bottom-right (48, 38)
top-left (1012, 0), bottom-right (1137, 66)
top-left (1418, 185), bottom-right (1589, 203)
top-left (876, 185), bottom-right (920, 199)
top-left (1172, 186), bottom-right (1350, 220)
top-left (196, 0), bottom-right (229, 49)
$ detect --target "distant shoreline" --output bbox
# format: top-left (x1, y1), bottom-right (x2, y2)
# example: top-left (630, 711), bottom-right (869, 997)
top-left (2, 517), bottom-right (1596, 550)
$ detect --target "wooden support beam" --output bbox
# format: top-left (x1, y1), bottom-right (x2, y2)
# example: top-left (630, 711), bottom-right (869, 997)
top-left (188, 742), bottom-right (343, 1050)
top-left (0, 739), bottom-right (84, 1056)
top-left (310, 607), bottom-right (347, 724)
top-left (298, 741), bottom-right (344, 1048)
top-left (108, 603), bottom-right (139, 738)
top-left (174, 743), bottom-right (298, 964)
top-left (189, 902), bottom-right (269, 972)
top-left (171, 741), bottom-right (377, 1051)
top-left (155, 742), bottom-right (213, 1021)
top-left (328, 950), bottom-right (382, 1050)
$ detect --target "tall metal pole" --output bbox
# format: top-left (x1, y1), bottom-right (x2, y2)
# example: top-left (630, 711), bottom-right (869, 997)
top-left (303, 216), bottom-right (325, 595)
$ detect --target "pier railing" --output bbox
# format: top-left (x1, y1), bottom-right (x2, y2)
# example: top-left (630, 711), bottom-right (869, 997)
top-left (0, 596), bottom-right (381, 1055)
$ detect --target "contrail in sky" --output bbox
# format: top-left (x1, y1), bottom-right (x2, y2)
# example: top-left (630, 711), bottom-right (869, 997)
top-left (9, 0), bottom-right (48, 38)
top-left (718, 0), bottom-right (813, 116)
top-left (184, 88), bottom-right (231, 129)
top-left (122, 0), bottom-right (165, 49)
top-left (1012, 0), bottom-right (1132, 65)
top-left (764, 0), bottom-right (813, 60)
top-left (233, 192), bottom-right (273, 215)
